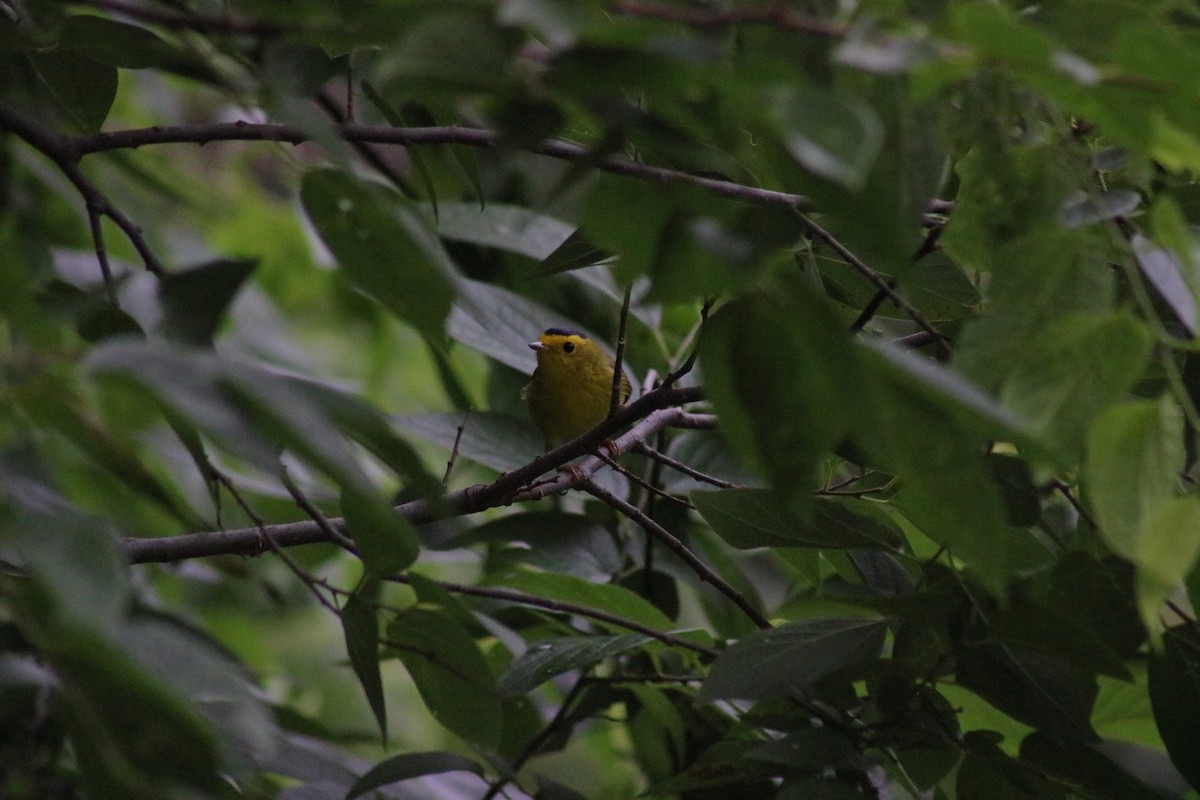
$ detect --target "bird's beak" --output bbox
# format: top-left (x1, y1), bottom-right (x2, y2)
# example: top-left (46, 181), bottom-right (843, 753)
top-left (528, 341), bottom-right (547, 351)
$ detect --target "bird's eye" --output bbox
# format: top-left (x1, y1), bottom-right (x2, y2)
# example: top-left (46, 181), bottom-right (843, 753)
top-left (562, 341), bottom-right (575, 353)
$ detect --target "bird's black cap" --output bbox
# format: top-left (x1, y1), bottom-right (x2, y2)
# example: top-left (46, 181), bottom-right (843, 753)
top-left (543, 327), bottom-right (586, 338)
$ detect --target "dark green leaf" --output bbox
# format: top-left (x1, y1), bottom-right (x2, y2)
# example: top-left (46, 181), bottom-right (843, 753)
top-left (342, 580), bottom-right (387, 743)
top-left (697, 617), bottom-right (888, 703)
top-left (1059, 190), bottom-right (1141, 228)
top-left (694, 489), bottom-right (902, 550)
top-left (957, 644), bottom-right (1098, 742)
top-left (1020, 731), bottom-right (1174, 800)
top-left (497, 634), bottom-right (653, 697)
top-left (301, 169), bottom-right (456, 342)
top-left (448, 511), bottom-right (622, 582)
top-left (762, 85), bottom-right (884, 191)
top-left (386, 607), bottom-right (502, 748)
top-left (395, 411), bottom-right (541, 472)
top-left (496, 570), bottom-right (676, 632)
top-left (989, 602), bottom-right (1131, 680)
top-left (1149, 625), bottom-right (1200, 792)
top-left (341, 488), bottom-right (419, 577)
top-left (345, 751), bottom-right (482, 800)
top-left (158, 258), bottom-right (256, 347)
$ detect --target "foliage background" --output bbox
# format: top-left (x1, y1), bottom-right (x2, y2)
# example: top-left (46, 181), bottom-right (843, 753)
top-left (3, 0), bottom-right (1200, 798)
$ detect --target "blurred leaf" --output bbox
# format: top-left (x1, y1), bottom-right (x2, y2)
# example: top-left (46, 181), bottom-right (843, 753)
top-left (697, 618), bottom-right (887, 703)
top-left (301, 169), bottom-right (455, 343)
top-left (498, 634), bottom-right (652, 697)
top-left (60, 14), bottom-right (184, 70)
top-left (427, 201), bottom-right (575, 261)
top-left (4, 469), bottom-right (127, 631)
top-left (386, 607), bottom-right (502, 748)
top-left (345, 751), bottom-right (483, 800)
top-left (694, 489), bottom-right (902, 550)
top-left (36, 280), bottom-right (144, 343)
top-left (341, 488), bottom-right (419, 577)
top-left (496, 570), bottom-right (676, 632)
top-left (1000, 312), bottom-right (1152, 457)
top-left (645, 739), bottom-right (778, 795)
top-left (985, 453), bottom-right (1041, 528)
top-left (1132, 232), bottom-right (1197, 336)
top-left (1132, 497), bottom-right (1200, 639)
top-left (342, 580), bottom-right (387, 744)
top-left (1149, 625), bottom-right (1200, 792)
top-left (1084, 397), bottom-right (1184, 560)
top-left (395, 411), bottom-right (541, 472)
top-left (762, 85), bottom-right (884, 191)
top-left (378, 8), bottom-right (518, 91)
top-left (1059, 190), bottom-right (1141, 228)
top-left (700, 284), bottom-right (861, 497)
top-left (159, 258), bottom-right (256, 347)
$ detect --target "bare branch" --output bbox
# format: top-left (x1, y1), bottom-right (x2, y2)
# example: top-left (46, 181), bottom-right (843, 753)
top-left (581, 479), bottom-right (771, 630)
top-left (121, 386), bottom-right (707, 564)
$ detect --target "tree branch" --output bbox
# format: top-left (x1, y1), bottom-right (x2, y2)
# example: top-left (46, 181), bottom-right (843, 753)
top-left (121, 385), bottom-right (707, 564)
top-left (0, 101), bottom-right (167, 278)
top-left (581, 479), bottom-right (772, 630)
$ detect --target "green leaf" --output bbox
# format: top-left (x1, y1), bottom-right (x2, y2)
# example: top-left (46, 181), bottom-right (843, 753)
top-left (346, 751), bottom-right (483, 800)
top-left (496, 570), bottom-right (677, 632)
top-left (386, 607), bottom-right (502, 748)
top-left (448, 511), bottom-right (622, 582)
top-left (301, 169), bottom-right (456, 342)
top-left (5, 471), bottom-right (128, 631)
top-left (1020, 732), bottom-right (1174, 800)
top-left (19, 50), bottom-right (118, 133)
top-left (1149, 625), bottom-right (1200, 792)
top-left (999, 313), bottom-right (1152, 456)
top-left (700, 284), bottom-right (861, 497)
top-left (426, 201), bottom-right (576, 260)
top-left (1059, 190), bottom-right (1141, 228)
top-left (158, 258), bottom-right (256, 347)
top-left (762, 85), bottom-right (884, 191)
top-left (694, 489), bottom-right (902, 550)
top-left (1133, 497), bottom-right (1200, 639)
top-left (395, 411), bottom-right (541, 472)
top-left (989, 601), bottom-right (1131, 680)
top-left (1084, 397), bottom-right (1184, 559)
top-left (447, 276), bottom-right (621, 374)
top-left (957, 644), bottom-right (1098, 742)
top-left (497, 634), bottom-right (653, 697)
top-left (341, 488), bottom-right (419, 577)
top-left (342, 580), bottom-right (387, 743)
top-left (697, 617), bottom-right (888, 703)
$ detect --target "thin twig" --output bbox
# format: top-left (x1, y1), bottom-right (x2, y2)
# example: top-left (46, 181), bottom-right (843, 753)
top-left (215, 472), bottom-right (341, 614)
top-left (800, 214), bottom-right (950, 356)
top-left (0, 100), bottom-right (167, 278)
top-left (383, 575), bottom-right (717, 658)
top-left (442, 413), bottom-right (470, 489)
top-left (65, 119), bottom-right (954, 220)
top-left (612, 1), bottom-right (847, 37)
top-left (661, 298), bottom-right (714, 390)
top-left (480, 678), bottom-right (588, 800)
top-left (581, 479), bottom-right (771, 630)
top-left (596, 451), bottom-right (695, 509)
top-left (634, 442), bottom-right (739, 490)
top-left (281, 470), bottom-right (357, 552)
top-left (610, 284), bottom-right (633, 415)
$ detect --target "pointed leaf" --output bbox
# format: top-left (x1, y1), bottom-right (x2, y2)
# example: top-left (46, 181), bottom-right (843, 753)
top-left (697, 617), bottom-right (887, 703)
top-left (342, 580), bottom-right (387, 743)
top-left (498, 634), bottom-right (653, 697)
top-left (386, 607), bottom-right (502, 748)
top-left (345, 751), bottom-right (482, 800)
top-left (301, 169), bottom-right (455, 342)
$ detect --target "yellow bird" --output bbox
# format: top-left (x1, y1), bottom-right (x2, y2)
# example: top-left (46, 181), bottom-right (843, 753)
top-left (524, 328), bottom-right (632, 447)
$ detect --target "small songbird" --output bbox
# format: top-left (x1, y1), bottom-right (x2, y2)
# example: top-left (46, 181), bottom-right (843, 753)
top-left (523, 328), bottom-right (632, 447)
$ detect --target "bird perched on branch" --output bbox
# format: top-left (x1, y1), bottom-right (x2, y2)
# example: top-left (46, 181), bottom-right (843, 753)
top-left (524, 327), bottom-right (632, 447)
